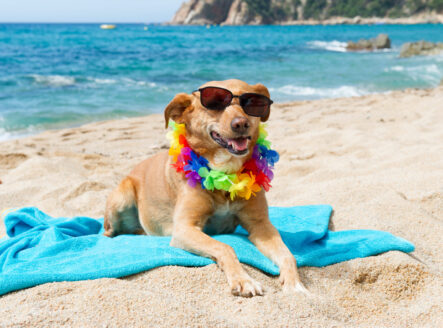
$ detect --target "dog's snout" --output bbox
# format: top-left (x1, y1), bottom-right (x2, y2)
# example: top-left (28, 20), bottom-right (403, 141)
top-left (231, 117), bottom-right (250, 134)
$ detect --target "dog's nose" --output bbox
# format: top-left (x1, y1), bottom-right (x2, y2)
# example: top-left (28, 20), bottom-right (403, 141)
top-left (231, 117), bottom-right (250, 134)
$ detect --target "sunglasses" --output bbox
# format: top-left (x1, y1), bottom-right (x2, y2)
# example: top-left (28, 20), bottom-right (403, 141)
top-left (194, 86), bottom-right (273, 118)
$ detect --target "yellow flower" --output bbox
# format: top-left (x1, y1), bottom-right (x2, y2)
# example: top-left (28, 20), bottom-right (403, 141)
top-left (229, 173), bottom-right (261, 200)
top-left (257, 123), bottom-right (271, 149)
top-left (167, 122), bottom-right (186, 161)
top-left (259, 124), bottom-right (268, 138)
top-left (173, 123), bottom-right (186, 136)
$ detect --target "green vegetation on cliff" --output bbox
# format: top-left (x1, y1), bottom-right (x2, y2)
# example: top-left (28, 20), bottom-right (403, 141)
top-left (431, 0), bottom-right (443, 12)
top-left (172, 0), bottom-right (443, 25)
top-left (244, 0), bottom-right (300, 22)
top-left (245, 0), bottom-right (443, 21)
top-left (327, 0), bottom-right (427, 18)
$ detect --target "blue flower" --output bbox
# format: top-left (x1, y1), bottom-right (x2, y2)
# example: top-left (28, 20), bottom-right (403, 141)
top-left (259, 145), bottom-right (279, 166)
top-left (184, 150), bottom-right (209, 172)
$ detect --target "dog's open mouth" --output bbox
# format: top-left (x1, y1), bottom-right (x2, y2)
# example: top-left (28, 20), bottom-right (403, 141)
top-left (210, 131), bottom-right (251, 156)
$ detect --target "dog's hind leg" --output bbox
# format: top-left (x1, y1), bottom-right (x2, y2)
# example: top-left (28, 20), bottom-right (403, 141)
top-left (104, 177), bottom-right (143, 237)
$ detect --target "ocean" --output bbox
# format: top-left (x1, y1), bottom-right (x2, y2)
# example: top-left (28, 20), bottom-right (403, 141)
top-left (1, 23), bottom-right (442, 140)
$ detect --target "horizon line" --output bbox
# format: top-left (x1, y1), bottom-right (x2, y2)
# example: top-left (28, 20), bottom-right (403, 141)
top-left (0, 21), bottom-right (167, 24)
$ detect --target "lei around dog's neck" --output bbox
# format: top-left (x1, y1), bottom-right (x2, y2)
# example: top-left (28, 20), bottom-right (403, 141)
top-left (167, 122), bottom-right (279, 200)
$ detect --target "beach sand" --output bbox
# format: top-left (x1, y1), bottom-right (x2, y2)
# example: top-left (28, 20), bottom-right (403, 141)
top-left (0, 87), bottom-right (442, 327)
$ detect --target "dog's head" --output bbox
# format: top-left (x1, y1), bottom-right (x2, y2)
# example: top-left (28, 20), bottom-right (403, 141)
top-left (164, 79), bottom-right (271, 173)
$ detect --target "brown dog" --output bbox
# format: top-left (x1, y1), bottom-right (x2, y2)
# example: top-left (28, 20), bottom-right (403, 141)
top-left (104, 79), bottom-right (308, 297)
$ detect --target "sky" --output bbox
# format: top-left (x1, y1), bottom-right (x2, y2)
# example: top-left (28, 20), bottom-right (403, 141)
top-left (0, 0), bottom-right (185, 23)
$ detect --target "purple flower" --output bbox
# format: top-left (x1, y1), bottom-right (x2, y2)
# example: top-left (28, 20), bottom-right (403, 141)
top-left (252, 145), bottom-right (261, 160)
top-left (254, 156), bottom-right (274, 180)
top-left (185, 171), bottom-right (202, 187)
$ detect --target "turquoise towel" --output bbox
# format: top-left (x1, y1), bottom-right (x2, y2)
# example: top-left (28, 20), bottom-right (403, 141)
top-left (0, 206), bottom-right (414, 296)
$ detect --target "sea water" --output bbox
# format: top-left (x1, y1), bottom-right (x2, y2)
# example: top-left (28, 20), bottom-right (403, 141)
top-left (0, 23), bottom-right (442, 139)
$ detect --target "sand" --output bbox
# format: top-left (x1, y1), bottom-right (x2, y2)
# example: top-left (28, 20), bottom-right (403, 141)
top-left (0, 87), bottom-right (442, 327)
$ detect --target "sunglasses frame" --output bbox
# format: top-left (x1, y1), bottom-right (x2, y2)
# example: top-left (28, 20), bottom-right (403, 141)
top-left (193, 86), bottom-right (273, 118)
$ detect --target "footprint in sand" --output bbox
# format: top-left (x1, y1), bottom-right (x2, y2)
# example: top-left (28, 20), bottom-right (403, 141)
top-left (63, 181), bottom-right (109, 202)
top-left (0, 153), bottom-right (29, 169)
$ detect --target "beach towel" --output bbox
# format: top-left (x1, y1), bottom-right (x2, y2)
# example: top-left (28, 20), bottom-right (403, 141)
top-left (0, 205), bottom-right (414, 296)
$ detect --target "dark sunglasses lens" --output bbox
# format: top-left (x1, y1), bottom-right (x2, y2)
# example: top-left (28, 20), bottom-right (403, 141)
top-left (200, 88), bottom-right (232, 110)
top-left (240, 94), bottom-right (271, 117)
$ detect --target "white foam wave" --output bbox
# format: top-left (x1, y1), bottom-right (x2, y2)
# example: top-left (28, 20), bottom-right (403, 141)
top-left (86, 77), bottom-right (157, 87)
top-left (121, 78), bottom-right (157, 87)
top-left (88, 77), bottom-right (118, 84)
top-left (271, 85), bottom-right (367, 98)
top-left (0, 116), bottom-right (8, 141)
top-left (0, 128), bottom-right (12, 142)
top-left (385, 65), bottom-right (405, 72)
top-left (307, 40), bottom-right (347, 52)
top-left (308, 40), bottom-right (396, 53)
top-left (0, 124), bottom-right (52, 142)
top-left (29, 75), bottom-right (158, 88)
top-left (384, 64), bottom-right (442, 84)
top-left (30, 74), bottom-right (76, 87)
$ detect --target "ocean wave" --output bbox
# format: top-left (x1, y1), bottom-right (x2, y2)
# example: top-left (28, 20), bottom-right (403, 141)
top-left (1, 114), bottom-right (39, 141)
top-left (307, 40), bottom-right (396, 53)
top-left (30, 74), bottom-right (76, 87)
top-left (0, 125), bottom-right (40, 142)
top-left (28, 75), bottom-right (158, 88)
top-left (121, 78), bottom-right (157, 87)
top-left (307, 40), bottom-right (347, 52)
top-left (271, 85), bottom-right (367, 98)
top-left (385, 65), bottom-right (405, 72)
top-left (87, 77), bottom-right (118, 84)
top-left (384, 64), bottom-right (442, 84)
top-left (0, 128), bottom-right (12, 142)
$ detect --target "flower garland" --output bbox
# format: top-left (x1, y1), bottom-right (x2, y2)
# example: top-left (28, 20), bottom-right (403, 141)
top-left (167, 122), bottom-right (279, 200)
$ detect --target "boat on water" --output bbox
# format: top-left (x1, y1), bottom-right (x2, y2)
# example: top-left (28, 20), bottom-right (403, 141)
top-left (100, 24), bottom-right (116, 30)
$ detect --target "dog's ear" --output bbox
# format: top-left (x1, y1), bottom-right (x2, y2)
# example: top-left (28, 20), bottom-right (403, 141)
top-left (164, 93), bottom-right (193, 128)
top-left (254, 83), bottom-right (271, 122)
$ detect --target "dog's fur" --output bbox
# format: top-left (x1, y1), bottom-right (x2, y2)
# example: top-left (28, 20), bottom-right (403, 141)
top-left (104, 79), bottom-right (308, 297)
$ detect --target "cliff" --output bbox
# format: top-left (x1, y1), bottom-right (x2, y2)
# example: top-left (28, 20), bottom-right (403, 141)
top-left (170, 0), bottom-right (443, 25)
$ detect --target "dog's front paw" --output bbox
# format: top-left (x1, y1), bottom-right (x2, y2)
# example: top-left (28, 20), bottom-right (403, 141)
top-left (279, 271), bottom-right (312, 297)
top-left (229, 275), bottom-right (264, 297)
top-left (282, 281), bottom-right (312, 297)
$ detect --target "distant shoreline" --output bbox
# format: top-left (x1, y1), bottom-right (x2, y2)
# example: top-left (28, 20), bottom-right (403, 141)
top-left (167, 14), bottom-right (443, 26)
top-left (280, 15), bottom-right (443, 26)
top-left (0, 20), bottom-right (441, 26)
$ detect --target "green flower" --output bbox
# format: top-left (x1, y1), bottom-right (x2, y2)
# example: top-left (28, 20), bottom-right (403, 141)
top-left (199, 168), bottom-right (235, 191)
top-left (257, 124), bottom-right (271, 149)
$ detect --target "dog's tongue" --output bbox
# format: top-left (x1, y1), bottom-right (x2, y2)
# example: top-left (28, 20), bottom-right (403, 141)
top-left (228, 138), bottom-right (248, 151)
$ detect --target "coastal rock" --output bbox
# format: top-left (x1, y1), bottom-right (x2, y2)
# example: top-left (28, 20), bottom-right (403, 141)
top-left (223, 0), bottom-right (261, 25)
top-left (346, 34), bottom-right (391, 51)
top-left (170, 0), bottom-right (443, 25)
top-left (171, 0), bottom-right (235, 25)
top-left (373, 34), bottom-right (391, 49)
top-left (352, 16), bottom-right (362, 24)
top-left (399, 41), bottom-right (443, 58)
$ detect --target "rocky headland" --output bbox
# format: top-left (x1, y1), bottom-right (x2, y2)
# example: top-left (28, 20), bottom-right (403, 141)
top-left (170, 0), bottom-right (443, 25)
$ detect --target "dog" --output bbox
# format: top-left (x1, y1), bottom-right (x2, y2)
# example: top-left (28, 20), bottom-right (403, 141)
top-left (104, 79), bottom-right (308, 297)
